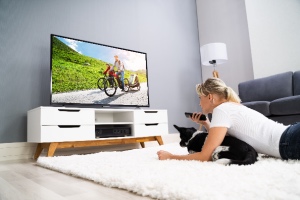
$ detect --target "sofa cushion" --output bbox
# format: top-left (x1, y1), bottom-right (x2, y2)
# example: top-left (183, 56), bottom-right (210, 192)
top-left (242, 101), bottom-right (271, 116)
top-left (293, 70), bottom-right (300, 95)
top-left (238, 71), bottom-right (293, 102)
top-left (270, 95), bottom-right (300, 115)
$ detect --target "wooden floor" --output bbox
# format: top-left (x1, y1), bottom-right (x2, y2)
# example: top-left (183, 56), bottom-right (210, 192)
top-left (0, 159), bottom-right (153, 200)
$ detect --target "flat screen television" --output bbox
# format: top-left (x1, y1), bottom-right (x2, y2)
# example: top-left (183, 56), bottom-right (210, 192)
top-left (50, 34), bottom-right (150, 108)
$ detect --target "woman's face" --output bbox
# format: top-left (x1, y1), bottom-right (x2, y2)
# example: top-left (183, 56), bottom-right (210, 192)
top-left (199, 94), bottom-right (212, 114)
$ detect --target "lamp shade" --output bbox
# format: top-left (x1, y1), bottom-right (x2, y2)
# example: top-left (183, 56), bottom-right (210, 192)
top-left (200, 43), bottom-right (228, 66)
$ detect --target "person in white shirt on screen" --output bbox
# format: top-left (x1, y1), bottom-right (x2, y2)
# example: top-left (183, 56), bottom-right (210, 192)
top-left (114, 55), bottom-right (125, 91)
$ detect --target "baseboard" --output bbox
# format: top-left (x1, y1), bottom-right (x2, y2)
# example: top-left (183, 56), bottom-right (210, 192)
top-left (0, 142), bottom-right (37, 161)
top-left (0, 133), bottom-right (180, 161)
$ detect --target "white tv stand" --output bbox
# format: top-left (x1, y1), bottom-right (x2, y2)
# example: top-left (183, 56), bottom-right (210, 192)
top-left (27, 106), bottom-right (168, 158)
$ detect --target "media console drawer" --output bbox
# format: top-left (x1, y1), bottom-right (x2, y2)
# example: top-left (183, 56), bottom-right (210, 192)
top-left (133, 123), bottom-right (168, 137)
top-left (39, 125), bottom-right (95, 142)
top-left (29, 107), bottom-right (95, 125)
top-left (133, 110), bottom-right (168, 123)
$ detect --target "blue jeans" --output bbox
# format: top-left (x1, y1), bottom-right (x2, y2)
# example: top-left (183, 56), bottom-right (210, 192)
top-left (279, 122), bottom-right (300, 160)
top-left (116, 71), bottom-right (124, 89)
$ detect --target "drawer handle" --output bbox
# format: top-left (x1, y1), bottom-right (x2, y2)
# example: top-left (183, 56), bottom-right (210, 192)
top-left (144, 111), bottom-right (158, 113)
top-left (145, 123), bottom-right (158, 126)
top-left (58, 109), bottom-right (80, 112)
top-left (58, 125), bottom-right (81, 128)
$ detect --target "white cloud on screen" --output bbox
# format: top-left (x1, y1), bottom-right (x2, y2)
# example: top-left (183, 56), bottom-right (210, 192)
top-left (116, 50), bottom-right (146, 71)
top-left (65, 39), bottom-right (82, 54)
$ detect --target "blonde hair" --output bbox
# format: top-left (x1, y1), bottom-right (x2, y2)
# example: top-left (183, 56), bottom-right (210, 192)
top-left (196, 78), bottom-right (241, 103)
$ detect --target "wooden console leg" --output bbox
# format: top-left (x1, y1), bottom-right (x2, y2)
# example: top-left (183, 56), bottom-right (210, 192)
top-left (155, 136), bottom-right (164, 145)
top-left (140, 142), bottom-right (145, 148)
top-left (47, 142), bottom-right (59, 157)
top-left (34, 143), bottom-right (43, 160)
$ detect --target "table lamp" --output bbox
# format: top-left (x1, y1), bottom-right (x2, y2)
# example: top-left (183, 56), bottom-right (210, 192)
top-left (200, 43), bottom-right (228, 78)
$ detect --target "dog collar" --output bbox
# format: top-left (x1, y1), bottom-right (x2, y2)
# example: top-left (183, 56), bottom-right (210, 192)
top-left (186, 130), bottom-right (203, 145)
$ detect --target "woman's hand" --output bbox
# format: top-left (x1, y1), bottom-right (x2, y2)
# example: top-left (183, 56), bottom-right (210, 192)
top-left (190, 112), bottom-right (210, 130)
top-left (190, 112), bottom-right (209, 125)
top-left (157, 150), bottom-right (173, 160)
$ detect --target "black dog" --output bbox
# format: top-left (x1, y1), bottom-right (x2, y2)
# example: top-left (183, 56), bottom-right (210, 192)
top-left (174, 125), bottom-right (258, 165)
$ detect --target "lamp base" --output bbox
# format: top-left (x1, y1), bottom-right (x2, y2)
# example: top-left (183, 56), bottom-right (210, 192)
top-left (212, 70), bottom-right (219, 78)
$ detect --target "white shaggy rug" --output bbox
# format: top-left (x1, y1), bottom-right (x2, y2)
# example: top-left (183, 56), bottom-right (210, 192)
top-left (37, 143), bottom-right (300, 200)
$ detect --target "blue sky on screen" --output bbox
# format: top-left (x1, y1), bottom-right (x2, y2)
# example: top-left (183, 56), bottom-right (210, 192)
top-left (56, 36), bottom-right (146, 71)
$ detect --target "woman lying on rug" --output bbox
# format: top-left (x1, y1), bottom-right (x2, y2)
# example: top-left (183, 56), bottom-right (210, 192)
top-left (157, 78), bottom-right (300, 161)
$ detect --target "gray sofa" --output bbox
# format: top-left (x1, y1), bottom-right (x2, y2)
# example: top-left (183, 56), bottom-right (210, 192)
top-left (238, 71), bottom-right (300, 125)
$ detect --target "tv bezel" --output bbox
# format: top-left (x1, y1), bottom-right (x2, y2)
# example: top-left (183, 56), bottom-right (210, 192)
top-left (50, 34), bottom-right (150, 108)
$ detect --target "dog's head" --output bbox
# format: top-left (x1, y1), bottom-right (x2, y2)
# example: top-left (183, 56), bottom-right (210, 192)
top-left (173, 124), bottom-right (197, 147)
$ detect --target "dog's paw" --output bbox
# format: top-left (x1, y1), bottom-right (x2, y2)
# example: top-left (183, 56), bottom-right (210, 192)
top-left (188, 150), bottom-right (196, 154)
top-left (215, 158), bottom-right (231, 165)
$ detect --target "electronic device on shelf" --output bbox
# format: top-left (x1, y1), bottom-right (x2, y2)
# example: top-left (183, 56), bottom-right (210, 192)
top-left (95, 125), bottom-right (131, 138)
top-left (50, 34), bottom-right (150, 108)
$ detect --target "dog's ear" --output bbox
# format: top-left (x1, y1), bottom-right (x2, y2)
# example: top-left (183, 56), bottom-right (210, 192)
top-left (173, 124), bottom-right (181, 131)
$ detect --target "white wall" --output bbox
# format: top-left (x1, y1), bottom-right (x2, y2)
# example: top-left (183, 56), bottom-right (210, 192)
top-left (196, 0), bottom-right (254, 93)
top-left (245, 0), bottom-right (300, 78)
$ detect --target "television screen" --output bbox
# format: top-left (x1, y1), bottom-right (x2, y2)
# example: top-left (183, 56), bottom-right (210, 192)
top-left (50, 34), bottom-right (150, 108)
